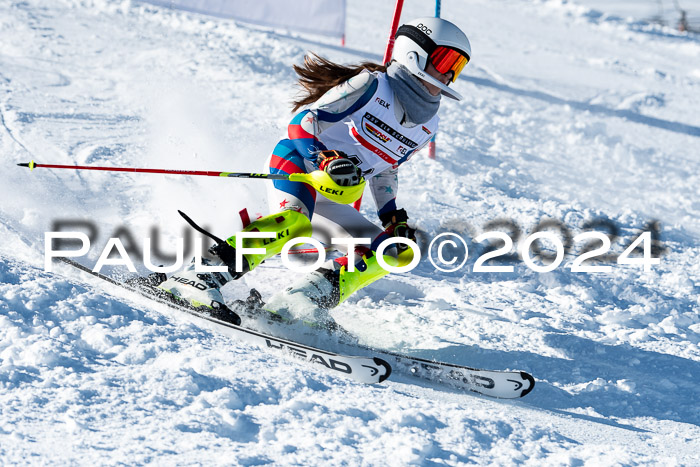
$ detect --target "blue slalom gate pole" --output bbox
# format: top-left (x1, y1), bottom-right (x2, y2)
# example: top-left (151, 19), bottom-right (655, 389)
top-left (428, 0), bottom-right (441, 159)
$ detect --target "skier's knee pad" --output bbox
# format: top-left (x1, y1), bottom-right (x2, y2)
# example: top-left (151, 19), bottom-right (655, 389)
top-left (226, 210), bottom-right (312, 271)
top-left (334, 251), bottom-right (395, 304)
top-left (382, 245), bottom-right (416, 268)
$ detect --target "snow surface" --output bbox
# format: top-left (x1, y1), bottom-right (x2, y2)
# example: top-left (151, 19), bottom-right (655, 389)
top-left (1, 0), bottom-right (700, 464)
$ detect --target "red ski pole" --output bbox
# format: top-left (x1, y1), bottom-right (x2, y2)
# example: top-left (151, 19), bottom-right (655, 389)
top-left (17, 160), bottom-right (366, 204)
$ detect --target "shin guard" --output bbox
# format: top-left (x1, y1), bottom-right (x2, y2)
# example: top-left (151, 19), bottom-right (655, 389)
top-left (225, 210), bottom-right (312, 273)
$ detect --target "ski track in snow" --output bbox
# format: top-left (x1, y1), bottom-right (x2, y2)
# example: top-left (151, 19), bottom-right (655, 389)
top-left (1, 0), bottom-right (700, 464)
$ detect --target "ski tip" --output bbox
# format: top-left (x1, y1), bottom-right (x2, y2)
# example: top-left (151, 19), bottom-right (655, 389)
top-left (374, 357), bottom-right (392, 383)
top-left (519, 371), bottom-right (536, 398)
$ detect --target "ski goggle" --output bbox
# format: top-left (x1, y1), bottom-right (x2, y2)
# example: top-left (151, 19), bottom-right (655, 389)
top-left (395, 25), bottom-right (470, 83)
top-left (429, 46), bottom-right (469, 82)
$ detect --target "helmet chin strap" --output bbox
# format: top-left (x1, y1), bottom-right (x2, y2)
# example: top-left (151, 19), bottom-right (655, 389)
top-left (406, 52), bottom-right (463, 101)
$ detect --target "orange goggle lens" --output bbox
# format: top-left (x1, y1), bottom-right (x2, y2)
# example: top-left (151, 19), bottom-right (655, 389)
top-left (429, 47), bottom-right (469, 82)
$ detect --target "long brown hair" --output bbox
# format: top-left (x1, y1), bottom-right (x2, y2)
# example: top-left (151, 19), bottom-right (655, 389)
top-left (291, 53), bottom-right (387, 112)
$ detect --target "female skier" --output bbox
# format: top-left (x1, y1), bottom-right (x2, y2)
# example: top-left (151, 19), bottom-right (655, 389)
top-left (157, 17), bottom-right (472, 323)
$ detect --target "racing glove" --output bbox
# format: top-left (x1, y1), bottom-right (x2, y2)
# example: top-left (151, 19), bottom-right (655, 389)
top-left (379, 208), bottom-right (416, 250)
top-left (317, 150), bottom-right (362, 187)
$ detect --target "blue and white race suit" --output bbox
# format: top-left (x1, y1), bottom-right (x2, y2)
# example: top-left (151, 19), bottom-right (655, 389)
top-left (266, 70), bottom-right (438, 252)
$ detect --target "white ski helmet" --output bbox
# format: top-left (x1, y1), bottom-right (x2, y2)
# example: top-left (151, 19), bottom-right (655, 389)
top-left (392, 17), bottom-right (471, 101)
